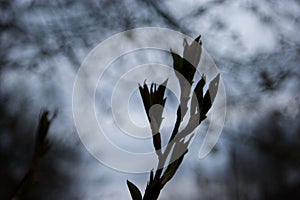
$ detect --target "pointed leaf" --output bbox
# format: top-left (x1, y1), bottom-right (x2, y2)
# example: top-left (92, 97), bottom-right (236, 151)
top-left (195, 34), bottom-right (201, 43)
top-left (201, 74), bottom-right (220, 118)
top-left (190, 75), bottom-right (206, 116)
top-left (171, 51), bottom-right (183, 73)
top-left (208, 74), bottom-right (220, 105)
top-left (127, 180), bottom-right (142, 200)
top-left (183, 36), bottom-right (202, 81)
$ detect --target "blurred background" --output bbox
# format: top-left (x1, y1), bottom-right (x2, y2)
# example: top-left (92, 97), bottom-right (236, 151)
top-left (0, 0), bottom-right (299, 199)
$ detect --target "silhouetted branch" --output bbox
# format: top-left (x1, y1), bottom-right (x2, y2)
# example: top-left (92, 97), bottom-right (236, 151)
top-left (11, 109), bottom-right (57, 200)
top-left (127, 36), bottom-right (220, 200)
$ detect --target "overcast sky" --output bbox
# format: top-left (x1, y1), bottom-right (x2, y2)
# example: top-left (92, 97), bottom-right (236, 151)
top-left (1, 0), bottom-right (299, 199)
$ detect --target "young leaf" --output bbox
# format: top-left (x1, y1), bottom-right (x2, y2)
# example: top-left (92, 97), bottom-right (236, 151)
top-left (190, 74), bottom-right (206, 116)
top-left (127, 180), bottom-right (142, 200)
top-left (201, 74), bottom-right (220, 118)
top-left (171, 51), bottom-right (183, 74)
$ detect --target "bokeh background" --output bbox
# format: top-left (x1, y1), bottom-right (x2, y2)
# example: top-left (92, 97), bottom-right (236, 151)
top-left (1, 0), bottom-right (300, 199)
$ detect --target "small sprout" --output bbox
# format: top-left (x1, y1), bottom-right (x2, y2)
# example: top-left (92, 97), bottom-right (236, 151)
top-left (139, 80), bottom-right (168, 154)
top-left (127, 180), bottom-right (142, 200)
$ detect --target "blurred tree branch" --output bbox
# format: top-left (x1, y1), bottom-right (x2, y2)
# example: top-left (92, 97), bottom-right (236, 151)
top-left (11, 110), bottom-right (57, 200)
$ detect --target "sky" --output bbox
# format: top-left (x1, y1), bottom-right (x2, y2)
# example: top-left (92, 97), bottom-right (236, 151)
top-left (1, 0), bottom-right (300, 199)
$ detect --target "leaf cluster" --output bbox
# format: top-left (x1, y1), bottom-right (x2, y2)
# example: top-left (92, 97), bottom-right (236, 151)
top-left (128, 36), bottom-right (220, 200)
